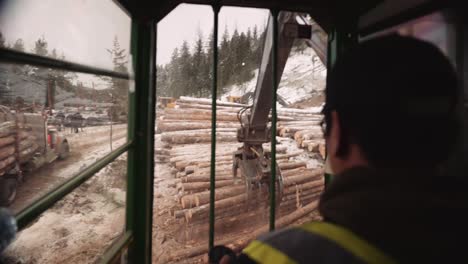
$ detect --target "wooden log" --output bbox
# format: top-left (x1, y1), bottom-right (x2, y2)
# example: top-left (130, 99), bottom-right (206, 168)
top-left (0, 156), bottom-right (16, 171)
top-left (180, 179), bottom-right (237, 192)
top-left (277, 107), bottom-right (322, 115)
top-left (163, 113), bottom-right (239, 122)
top-left (184, 193), bottom-right (248, 221)
top-left (176, 103), bottom-right (242, 112)
top-left (162, 200), bottom-right (320, 262)
top-left (298, 132), bottom-right (323, 145)
top-left (283, 169), bottom-right (324, 187)
top-left (155, 148), bottom-right (170, 156)
top-left (301, 139), bottom-right (323, 148)
top-left (294, 129), bottom-right (322, 141)
top-left (226, 199), bottom-right (320, 250)
top-left (0, 136), bottom-right (15, 148)
top-left (0, 146), bottom-right (15, 161)
top-left (19, 145), bottom-right (39, 163)
top-left (178, 96), bottom-right (248, 107)
top-left (0, 122), bottom-right (15, 137)
top-left (164, 134), bottom-right (237, 144)
top-left (158, 121), bottom-right (240, 132)
top-left (281, 167), bottom-right (308, 177)
top-left (278, 161), bottom-right (306, 170)
top-left (277, 121), bottom-right (321, 127)
top-left (190, 167), bottom-right (233, 177)
top-left (181, 174), bottom-right (234, 183)
top-left (19, 139), bottom-right (37, 151)
top-left (319, 143), bottom-right (326, 159)
top-left (283, 178), bottom-right (324, 196)
top-left (169, 145), bottom-right (287, 165)
top-left (180, 170), bottom-right (323, 209)
top-left (180, 185), bottom-right (245, 209)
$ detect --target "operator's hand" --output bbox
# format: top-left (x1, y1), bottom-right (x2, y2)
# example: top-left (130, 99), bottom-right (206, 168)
top-left (208, 245), bottom-right (237, 264)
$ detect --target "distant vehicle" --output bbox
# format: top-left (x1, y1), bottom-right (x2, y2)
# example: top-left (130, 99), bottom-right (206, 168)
top-left (64, 113), bottom-right (85, 132)
top-left (0, 113), bottom-right (70, 206)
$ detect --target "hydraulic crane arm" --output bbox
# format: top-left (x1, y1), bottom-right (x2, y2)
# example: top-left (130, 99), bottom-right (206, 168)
top-left (249, 12), bottom-right (297, 128)
top-left (233, 12), bottom-right (327, 206)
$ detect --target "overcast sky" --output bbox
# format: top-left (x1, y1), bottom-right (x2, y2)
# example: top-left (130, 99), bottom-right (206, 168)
top-left (157, 4), bottom-right (268, 65)
top-left (0, 1), bottom-right (268, 85)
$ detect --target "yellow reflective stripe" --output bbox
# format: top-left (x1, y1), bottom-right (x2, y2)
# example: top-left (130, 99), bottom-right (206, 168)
top-left (300, 222), bottom-right (397, 264)
top-left (243, 240), bottom-right (298, 264)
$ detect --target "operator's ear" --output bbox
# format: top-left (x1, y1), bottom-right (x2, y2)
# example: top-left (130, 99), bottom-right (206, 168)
top-left (327, 111), bottom-right (341, 159)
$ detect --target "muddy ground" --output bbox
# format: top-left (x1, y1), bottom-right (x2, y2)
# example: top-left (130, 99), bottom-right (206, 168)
top-left (1, 125), bottom-right (128, 264)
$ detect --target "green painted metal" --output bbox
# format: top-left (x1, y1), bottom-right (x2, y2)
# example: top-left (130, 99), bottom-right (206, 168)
top-left (209, 4), bottom-right (220, 251)
top-left (126, 18), bottom-right (156, 264)
top-left (269, 9), bottom-right (279, 232)
top-left (16, 141), bottom-right (132, 230)
top-left (98, 231), bottom-right (133, 264)
top-left (0, 47), bottom-right (130, 80)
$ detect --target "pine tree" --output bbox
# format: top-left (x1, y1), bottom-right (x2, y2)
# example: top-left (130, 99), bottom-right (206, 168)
top-left (0, 31), bottom-right (5, 48)
top-left (203, 30), bottom-right (215, 98)
top-left (34, 36), bottom-right (48, 56)
top-left (104, 36), bottom-right (129, 115)
top-left (192, 33), bottom-right (206, 96)
top-left (253, 25), bottom-right (259, 42)
top-left (13, 39), bottom-right (25, 52)
top-left (168, 47), bottom-right (182, 97)
top-left (156, 65), bottom-right (170, 96)
top-left (179, 40), bottom-right (192, 95)
top-left (50, 48), bottom-right (58, 59)
top-left (219, 26), bottom-right (232, 90)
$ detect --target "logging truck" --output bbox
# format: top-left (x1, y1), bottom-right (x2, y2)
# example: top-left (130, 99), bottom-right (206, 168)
top-left (0, 110), bottom-right (70, 206)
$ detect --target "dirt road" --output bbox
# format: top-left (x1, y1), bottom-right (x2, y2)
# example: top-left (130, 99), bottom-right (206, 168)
top-left (2, 124), bottom-right (129, 264)
top-left (9, 124), bottom-right (128, 214)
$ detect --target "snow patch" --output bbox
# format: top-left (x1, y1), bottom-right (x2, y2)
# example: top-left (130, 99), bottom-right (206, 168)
top-left (222, 49), bottom-right (326, 105)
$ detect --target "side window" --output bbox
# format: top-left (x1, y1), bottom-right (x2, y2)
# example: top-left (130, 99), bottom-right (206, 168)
top-left (0, 0), bottom-right (131, 262)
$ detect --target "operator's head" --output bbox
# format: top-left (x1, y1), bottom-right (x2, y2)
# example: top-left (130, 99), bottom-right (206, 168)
top-left (322, 34), bottom-right (459, 175)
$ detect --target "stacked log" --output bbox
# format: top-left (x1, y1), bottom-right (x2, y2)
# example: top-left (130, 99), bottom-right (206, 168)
top-left (0, 121), bottom-right (38, 176)
top-left (155, 96), bottom-right (326, 262)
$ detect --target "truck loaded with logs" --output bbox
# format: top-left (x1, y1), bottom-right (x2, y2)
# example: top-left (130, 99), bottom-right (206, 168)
top-left (0, 107), bottom-right (70, 206)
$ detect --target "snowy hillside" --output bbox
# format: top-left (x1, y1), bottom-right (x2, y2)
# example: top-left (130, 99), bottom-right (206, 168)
top-left (0, 64), bottom-right (104, 108)
top-left (221, 48), bottom-right (326, 107)
top-left (0, 64), bottom-right (72, 104)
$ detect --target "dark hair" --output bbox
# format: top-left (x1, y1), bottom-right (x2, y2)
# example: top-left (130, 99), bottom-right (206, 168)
top-left (323, 34), bottom-right (460, 168)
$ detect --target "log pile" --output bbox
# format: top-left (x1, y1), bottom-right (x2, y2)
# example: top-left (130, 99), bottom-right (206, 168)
top-left (155, 96), bottom-right (326, 262)
top-left (0, 121), bottom-right (38, 176)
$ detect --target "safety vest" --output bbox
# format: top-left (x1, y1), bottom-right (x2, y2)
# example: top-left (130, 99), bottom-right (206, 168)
top-left (243, 222), bottom-right (397, 264)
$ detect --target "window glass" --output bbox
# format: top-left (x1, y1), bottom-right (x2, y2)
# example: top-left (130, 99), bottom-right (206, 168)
top-left (0, 62), bottom-right (129, 213)
top-left (154, 6), bottom-right (327, 262)
top-left (1, 154), bottom-right (127, 264)
top-left (154, 4), bottom-right (215, 263)
top-left (0, 0), bottom-right (131, 71)
top-left (274, 10), bottom-right (327, 229)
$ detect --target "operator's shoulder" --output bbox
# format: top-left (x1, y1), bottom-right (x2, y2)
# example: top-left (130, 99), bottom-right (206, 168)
top-left (240, 224), bottom-right (364, 264)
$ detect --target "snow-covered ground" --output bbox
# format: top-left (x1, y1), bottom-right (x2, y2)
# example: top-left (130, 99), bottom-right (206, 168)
top-left (2, 126), bottom-right (128, 264)
top-left (221, 48), bottom-right (326, 106)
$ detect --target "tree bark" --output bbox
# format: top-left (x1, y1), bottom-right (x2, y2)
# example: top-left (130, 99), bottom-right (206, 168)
top-left (0, 156), bottom-right (15, 172)
top-left (180, 185), bottom-right (246, 209)
top-left (0, 136), bottom-right (15, 148)
top-left (0, 146), bottom-right (15, 161)
top-left (181, 179), bottom-right (237, 192)
top-left (161, 200), bottom-right (320, 262)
